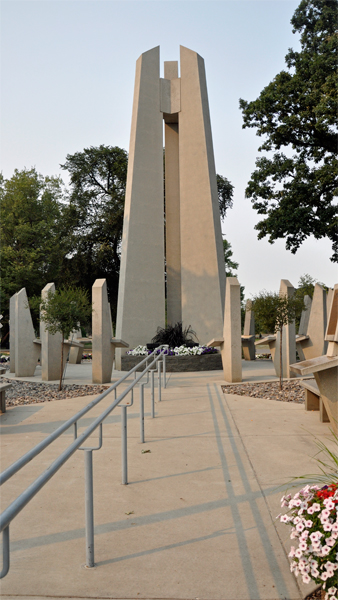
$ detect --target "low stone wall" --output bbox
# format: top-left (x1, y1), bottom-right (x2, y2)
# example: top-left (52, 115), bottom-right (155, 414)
top-left (121, 353), bottom-right (222, 372)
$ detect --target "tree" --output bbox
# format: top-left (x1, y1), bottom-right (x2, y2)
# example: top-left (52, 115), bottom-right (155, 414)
top-left (60, 145), bottom-right (128, 323)
top-left (39, 287), bottom-right (92, 390)
top-left (217, 174), bottom-right (234, 219)
top-left (223, 239), bottom-right (239, 277)
top-left (240, 0), bottom-right (338, 262)
top-left (0, 169), bottom-right (68, 343)
top-left (251, 291), bottom-right (302, 389)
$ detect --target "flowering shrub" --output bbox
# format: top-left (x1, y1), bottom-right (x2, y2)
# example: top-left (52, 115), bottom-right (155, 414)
top-left (278, 483), bottom-right (338, 599)
top-left (127, 345), bottom-right (218, 356)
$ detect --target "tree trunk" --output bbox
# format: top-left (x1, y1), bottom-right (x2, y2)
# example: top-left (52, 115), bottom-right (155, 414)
top-left (279, 327), bottom-right (283, 390)
top-left (59, 334), bottom-right (64, 392)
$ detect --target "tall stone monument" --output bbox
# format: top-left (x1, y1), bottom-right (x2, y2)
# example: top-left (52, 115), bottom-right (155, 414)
top-left (116, 46), bottom-right (225, 368)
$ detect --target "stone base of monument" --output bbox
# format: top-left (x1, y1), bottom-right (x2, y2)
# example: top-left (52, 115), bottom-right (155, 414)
top-left (121, 353), bottom-right (222, 372)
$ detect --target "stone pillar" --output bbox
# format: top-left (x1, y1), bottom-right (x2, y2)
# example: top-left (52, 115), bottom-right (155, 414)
top-left (9, 294), bottom-right (16, 373)
top-left (296, 294), bottom-right (312, 361)
top-left (298, 295), bottom-right (312, 336)
top-left (276, 279), bottom-right (297, 379)
top-left (315, 284), bottom-right (338, 429)
top-left (15, 288), bottom-right (40, 377)
top-left (222, 277), bottom-right (242, 382)
top-left (115, 46), bottom-right (165, 368)
top-left (68, 327), bottom-right (83, 364)
top-left (40, 282), bottom-right (68, 381)
top-left (326, 288), bottom-right (334, 323)
top-left (299, 284), bottom-right (328, 360)
top-left (179, 46), bottom-right (225, 343)
top-left (242, 299), bottom-right (255, 360)
top-left (92, 279), bottom-right (114, 383)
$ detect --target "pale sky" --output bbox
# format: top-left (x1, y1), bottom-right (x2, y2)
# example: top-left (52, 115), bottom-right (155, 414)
top-left (1, 0), bottom-right (337, 298)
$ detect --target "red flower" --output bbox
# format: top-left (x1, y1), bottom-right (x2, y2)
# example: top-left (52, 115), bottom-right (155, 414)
top-left (315, 483), bottom-right (338, 501)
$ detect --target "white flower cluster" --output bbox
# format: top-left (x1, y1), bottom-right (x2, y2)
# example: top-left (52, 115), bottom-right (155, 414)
top-left (127, 345), bottom-right (149, 356)
top-left (278, 485), bottom-right (338, 599)
top-left (173, 345), bottom-right (206, 355)
top-left (127, 345), bottom-right (214, 356)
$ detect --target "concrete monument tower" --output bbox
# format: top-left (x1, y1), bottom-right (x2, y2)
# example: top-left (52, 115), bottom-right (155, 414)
top-left (116, 46), bottom-right (225, 366)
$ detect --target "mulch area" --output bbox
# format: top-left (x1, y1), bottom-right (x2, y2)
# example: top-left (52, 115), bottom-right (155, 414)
top-left (222, 379), bottom-right (307, 403)
top-left (1, 377), bottom-right (109, 407)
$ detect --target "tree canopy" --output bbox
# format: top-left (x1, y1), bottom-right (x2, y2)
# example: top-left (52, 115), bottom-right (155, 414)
top-left (0, 168), bottom-right (67, 309)
top-left (217, 174), bottom-right (234, 219)
top-left (240, 0), bottom-right (338, 262)
top-left (60, 145), bottom-right (128, 321)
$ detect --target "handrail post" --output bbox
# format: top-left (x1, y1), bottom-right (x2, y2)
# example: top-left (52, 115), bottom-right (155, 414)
top-left (0, 526), bottom-right (9, 579)
top-left (158, 361), bottom-right (162, 402)
top-left (84, 450), bottom-right (95, 568)
top-left (163, 352), bottom-right (167, 389)
top-left (139, 384), bottom-right (145, 443)
top-left (150, 369), bottom-right (155, 418)
top-left (121, 406), bottom-right (128, 485)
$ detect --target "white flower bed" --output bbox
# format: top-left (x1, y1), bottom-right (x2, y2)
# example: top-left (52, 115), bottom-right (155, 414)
top-left (127, 345), bottom-right (217, 356)
top-left (127, 345), bottom-right (150, 356)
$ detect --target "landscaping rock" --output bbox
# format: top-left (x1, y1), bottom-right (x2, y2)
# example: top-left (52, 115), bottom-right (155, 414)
top-left (222, 380), bottom-right (305, 403)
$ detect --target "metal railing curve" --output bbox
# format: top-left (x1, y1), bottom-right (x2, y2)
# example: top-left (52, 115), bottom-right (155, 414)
top-left (0, 345), bottom-right (169, 577)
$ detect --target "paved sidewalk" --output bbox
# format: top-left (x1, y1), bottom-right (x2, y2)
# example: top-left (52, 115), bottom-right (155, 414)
top-left (0, 370), bottom-right (332, 600)
top-left (3, 357), bottom-right (279, 385)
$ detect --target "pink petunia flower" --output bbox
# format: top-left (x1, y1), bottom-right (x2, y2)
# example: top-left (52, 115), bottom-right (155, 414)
top-left (280, 514), bottom-right (290, 523)
top-left (321, 509), bottom-right (331, 521)
top-left (325, 536), bottom-right (336, 547)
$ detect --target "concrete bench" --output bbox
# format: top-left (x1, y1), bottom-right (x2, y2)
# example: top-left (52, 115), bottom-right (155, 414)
top-left (300, 379), bottom-right (329, 423)
top-left (0, 382), bottom-right (12, 414)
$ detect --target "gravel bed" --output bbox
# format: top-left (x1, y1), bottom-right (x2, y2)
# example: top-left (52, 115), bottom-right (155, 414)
top-left (222, 380), bottom-right (307, 403)
top-left (1, 377), bottom-right (110, 407)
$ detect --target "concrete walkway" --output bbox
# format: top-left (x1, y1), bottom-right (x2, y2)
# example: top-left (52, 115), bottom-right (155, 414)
top-left (0, 368), bottom-right (333, 600)
top-left (4, 357), bottom-right (279, 385)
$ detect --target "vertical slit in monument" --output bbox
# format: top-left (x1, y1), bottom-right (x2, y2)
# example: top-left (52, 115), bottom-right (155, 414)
top-left (164, 117), bottom-right (181, 327)
top-left (163, 139), bottom-right (167, 327)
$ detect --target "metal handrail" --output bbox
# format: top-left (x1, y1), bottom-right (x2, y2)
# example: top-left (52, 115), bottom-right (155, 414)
top-left (0, 346), bottom-right (166, 486)
top-left (0, 345), bottom-right (169, 577)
